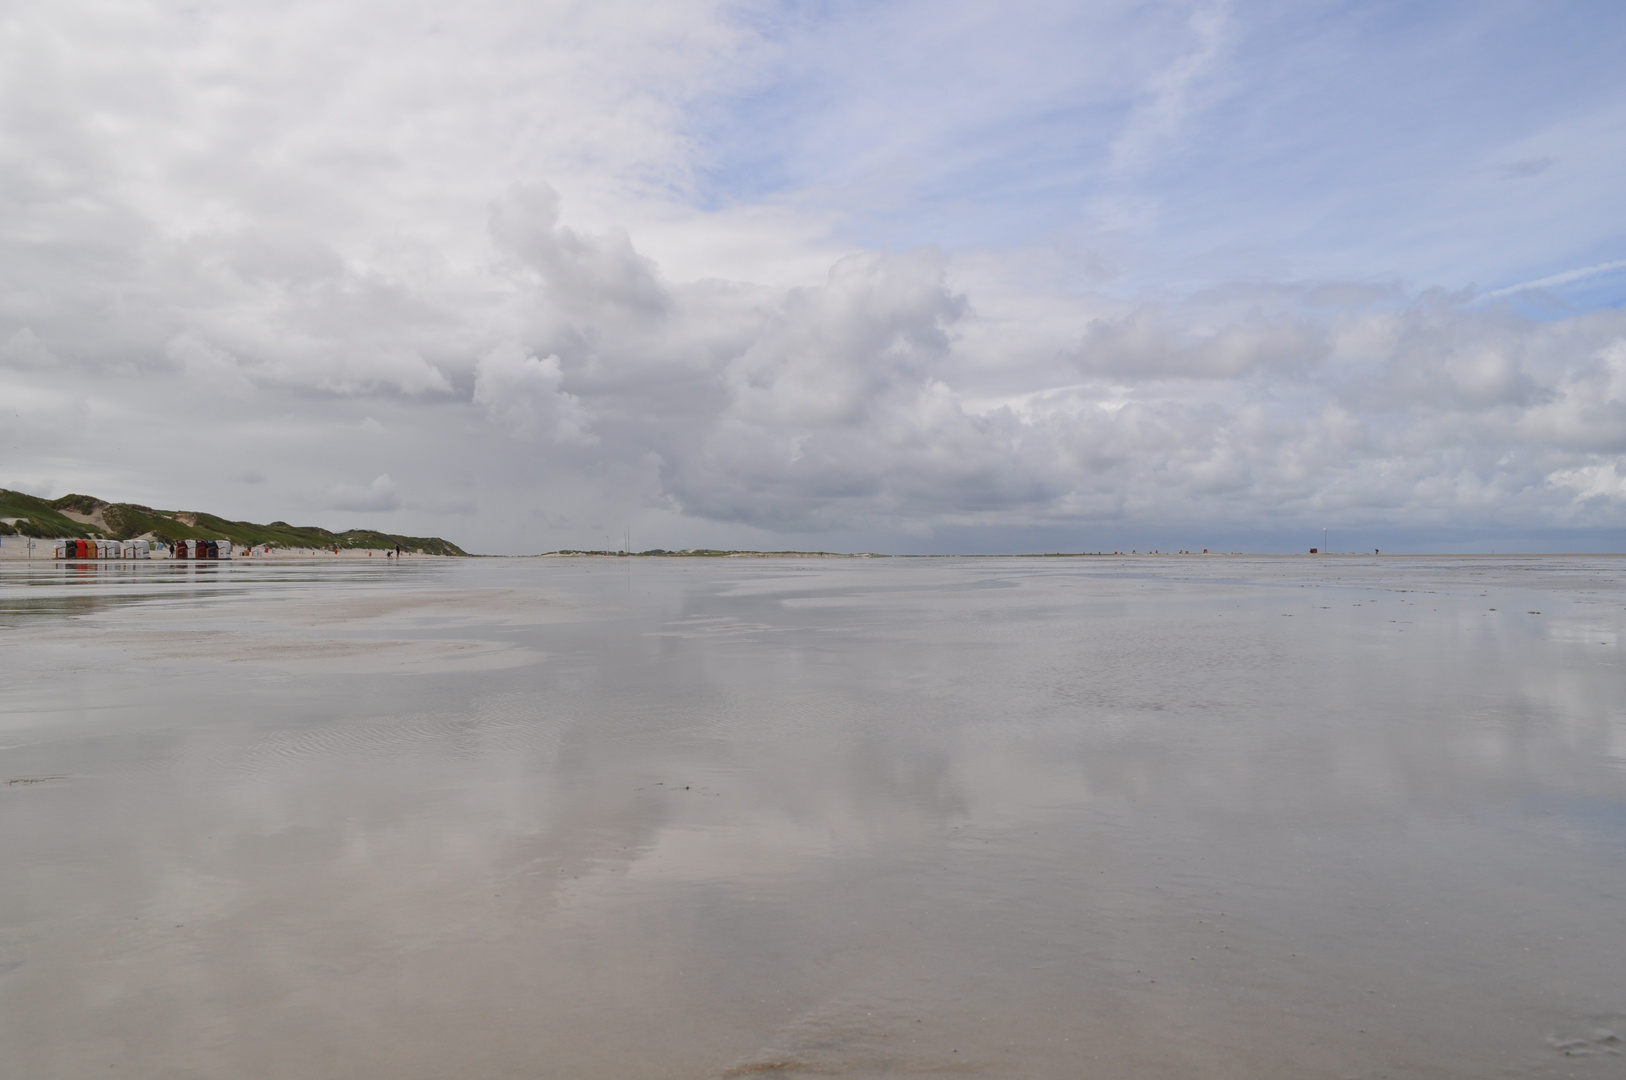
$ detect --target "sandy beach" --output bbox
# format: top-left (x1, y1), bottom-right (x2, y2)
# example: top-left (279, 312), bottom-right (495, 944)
top-left (0, 540), bottom-right (456, 561)
top-left (2, 555), bottom-right (1623, 1078)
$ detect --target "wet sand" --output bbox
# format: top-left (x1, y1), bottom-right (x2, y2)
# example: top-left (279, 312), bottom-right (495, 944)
top-left (1, 556), bottom-right (1623, 1078)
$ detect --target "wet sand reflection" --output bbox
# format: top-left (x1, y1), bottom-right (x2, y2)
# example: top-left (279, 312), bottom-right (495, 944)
top-left (2, 556), bottom-right (1623, 1077)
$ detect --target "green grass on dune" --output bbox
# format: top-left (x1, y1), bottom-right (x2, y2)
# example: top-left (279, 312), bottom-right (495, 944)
top-left (0, 490), bottom-right (95, 538)
top-left (0, 489), bottom-right (466, 555)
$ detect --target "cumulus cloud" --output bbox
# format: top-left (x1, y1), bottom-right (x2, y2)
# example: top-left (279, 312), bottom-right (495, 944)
top-left (165, 333), bottom-right (255, 397)
top-left (491, 185), bottom-right (669, 320)
top-left (0, 328), bottom-right (54, 368)
top-left (658, 251), bottom-right (985, 529)
top-left (1071, 306), bottom-right (1325, 379)
top-left (11, 142), bottom-right (1626, 545)
top-left (473, 342), bottom-right (595, 444)
top-left (449, 226), bottom-right (1626, 538)
top-left (1547, 462), bottom-right (1626, 504)
top-left (322, 474), bottom-right (400, 513)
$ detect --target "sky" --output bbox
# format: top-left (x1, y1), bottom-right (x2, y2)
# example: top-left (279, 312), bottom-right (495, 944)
top-left (3, 0), bottom-right (1625, 554)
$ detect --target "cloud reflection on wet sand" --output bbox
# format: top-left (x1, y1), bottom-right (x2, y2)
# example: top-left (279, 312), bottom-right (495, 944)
top-left (1, 556), bottom-right (1623, 1078)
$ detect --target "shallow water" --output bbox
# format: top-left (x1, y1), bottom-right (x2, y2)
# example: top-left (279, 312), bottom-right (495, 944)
top-left (2, 555), bottom-right (1623, 1078)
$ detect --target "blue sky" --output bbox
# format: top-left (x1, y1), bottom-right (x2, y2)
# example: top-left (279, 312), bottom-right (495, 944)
top-left (690, 1), bottom-right (1626, 301)
top-left (2, 0), bottom-right (1625, 552)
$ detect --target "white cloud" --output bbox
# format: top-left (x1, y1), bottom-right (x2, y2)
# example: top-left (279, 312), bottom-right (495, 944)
top-left (5, 1), bottom-right (1626, 550)
top-left (165, 333), bottom-right (255, 396)
top-left (491, 185), bottom-right (669, 320)
top-left (1071, 305), bottom-right (1324, 378)
top-left (472, 342), bottom-right (595, 445)
top-left (0, 328), bottom-right (54, 368)
top-left (322, 474), bottom-right (400, 513)
top-left (1547, 461), bottom-right (1626, 504)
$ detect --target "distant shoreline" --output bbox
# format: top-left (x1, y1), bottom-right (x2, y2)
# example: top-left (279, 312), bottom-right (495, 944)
top-left (504, 550), bottom-right (1621, 559)
top-left (6, 535), bottom-right (1620, 563)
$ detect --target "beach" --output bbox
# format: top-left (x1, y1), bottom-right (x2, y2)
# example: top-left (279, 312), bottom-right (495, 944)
top-left (2, 555), bottom-right (1623, 1078)
top-left (0, 541), bottom-right (454, 561)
